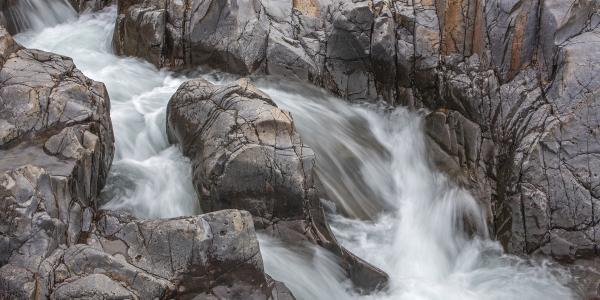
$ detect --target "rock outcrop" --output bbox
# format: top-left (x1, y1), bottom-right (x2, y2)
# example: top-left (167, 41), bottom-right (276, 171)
top-left (114, 0), bottom-right (600, 267)
top-left (112, 0), bottom-right (399, 102)
top-left (0, 27), bottom-right (293, 299)
top-left (167, 77), bottom-right (389, 292)
top-left (0, 25), bottom-right (114, 298)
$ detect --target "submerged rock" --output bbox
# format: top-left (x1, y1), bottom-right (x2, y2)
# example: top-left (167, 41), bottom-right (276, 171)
top-left (167, 77), bottom-right (389, 293)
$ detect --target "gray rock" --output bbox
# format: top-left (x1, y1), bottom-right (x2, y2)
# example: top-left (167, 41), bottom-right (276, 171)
top-left (112, 1), bottom-right (166, 67)
top-left (427, 14), bottom-right (600, 270)
top-left (51, 274), bottom-right (136, 300)
top-left (112, 0), bottom-right (410, 102)
top-left (68, 209), bottom-right (293, 299)
top-left (166, 78), bottom-right (389, 292)
top-left (0, 26), bottom-right (114, 299)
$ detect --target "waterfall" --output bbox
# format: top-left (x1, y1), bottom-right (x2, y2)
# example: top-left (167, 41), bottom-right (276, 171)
top-left (258, 81), bottom-right (575, 300)
top-left (14, 7), bottom-right (577, 300)
top-left (2, 0), bottom-right (76, 34)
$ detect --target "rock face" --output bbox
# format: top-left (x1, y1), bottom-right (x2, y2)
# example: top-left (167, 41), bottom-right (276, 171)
top-left (115, 0), bottom-right (600, 265)
top-left (167, 77), bottom-right (389, 292)
top-left (112, 0), bottom-right (399, 101)
top-left (422, 2), bottom-right (600, 264)
top-left (0, 27), bottom-right (293, 299)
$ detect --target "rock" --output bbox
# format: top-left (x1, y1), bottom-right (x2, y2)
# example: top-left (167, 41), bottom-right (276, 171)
top-left (427, 10), bottom-right (600, 265)
top-left (112, 1), bottom-right (166, 67)
top-left (64, 209), bottom-right (291, 299)
top-left (166, 78), bottom-right (389, 292)
top-left (0, 26), bottom-right (296, 300)
top-left (51, 274), bottom-right (136, 300)
top-left (0, 27), bottom-right (115, 298)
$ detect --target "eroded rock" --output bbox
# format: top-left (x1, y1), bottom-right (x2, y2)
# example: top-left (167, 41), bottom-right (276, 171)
top-left (167, 77), bottom-right (389, 292)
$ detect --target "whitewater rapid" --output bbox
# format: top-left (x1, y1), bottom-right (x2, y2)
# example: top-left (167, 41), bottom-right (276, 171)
top-left (14, 6), bottom-right (578, 300)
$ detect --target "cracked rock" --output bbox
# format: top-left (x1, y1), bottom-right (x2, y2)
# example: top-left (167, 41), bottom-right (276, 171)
top-left (166, 77), bottom-right (389, 293)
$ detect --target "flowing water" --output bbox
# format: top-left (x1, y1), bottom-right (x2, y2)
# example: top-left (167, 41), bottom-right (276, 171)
top-left (2, 0), bottom-right (76, 33)
top-left (14, 5), bottom-right (578, 300)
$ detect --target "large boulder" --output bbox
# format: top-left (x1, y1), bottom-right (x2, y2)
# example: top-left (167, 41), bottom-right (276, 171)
top-left (429, 10), bottom-right (600, 261)
top-left (59, 209), bottom-right (293, 299)
top-left (166, 77), bottom-right (389, 292)
top-left (1, 208), bottom-right (294, 299)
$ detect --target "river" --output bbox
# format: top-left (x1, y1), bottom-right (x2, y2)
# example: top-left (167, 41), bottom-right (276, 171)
top-left (13, 4), bottom-right (577, 300)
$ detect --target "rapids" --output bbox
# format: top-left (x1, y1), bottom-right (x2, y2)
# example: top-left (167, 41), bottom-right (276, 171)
top-left (14, 5), bottom-right (578, 300)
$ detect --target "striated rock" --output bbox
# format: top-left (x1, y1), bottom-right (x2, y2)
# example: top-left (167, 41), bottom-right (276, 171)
top-left (166, 78), bottom-right (389, 292)
top-left (0, 208), bottom-right (293, 299)
top-left (429, 24), bottom-right (600, 264)
top-left (112, 0), bottom-right (167, 67)
top-left (113, 0), bottom-right (404, 102)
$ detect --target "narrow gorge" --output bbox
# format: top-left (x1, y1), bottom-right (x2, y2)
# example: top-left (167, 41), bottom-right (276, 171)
top-left (0, 0), bottom-right (598, 299)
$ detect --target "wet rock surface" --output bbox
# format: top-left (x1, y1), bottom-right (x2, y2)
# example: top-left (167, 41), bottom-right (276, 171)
top-left (167, 77), bottom-right (389, 292)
